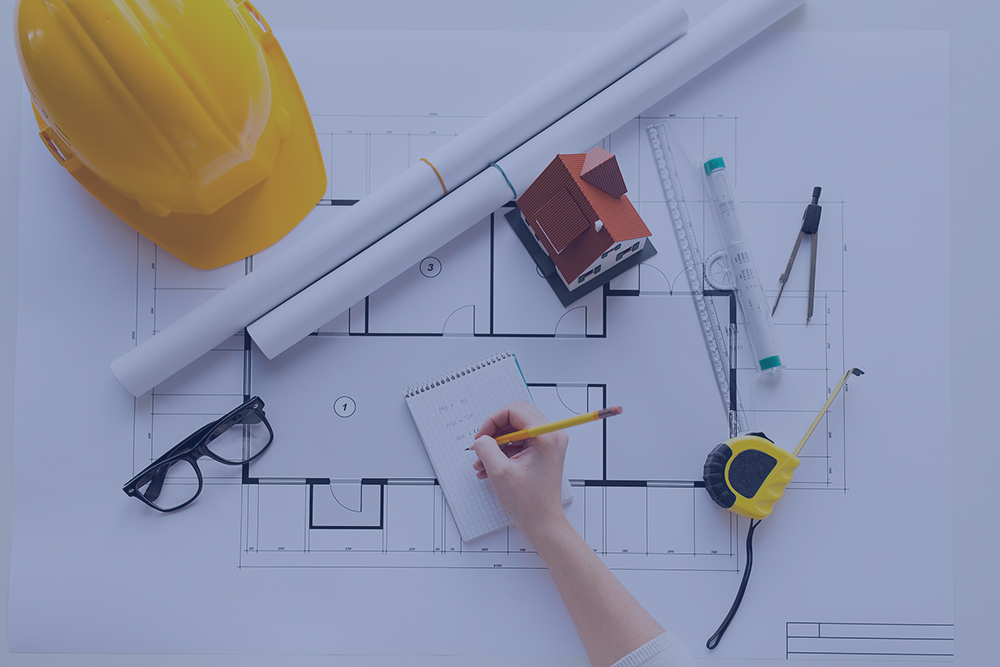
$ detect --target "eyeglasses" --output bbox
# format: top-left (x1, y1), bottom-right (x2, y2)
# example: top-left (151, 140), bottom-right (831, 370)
top-left (123, 396), bottom-right (273, 512)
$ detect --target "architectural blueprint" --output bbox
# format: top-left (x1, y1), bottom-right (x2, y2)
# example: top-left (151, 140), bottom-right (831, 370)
top-left (11, 29), bottom-right (952, 660)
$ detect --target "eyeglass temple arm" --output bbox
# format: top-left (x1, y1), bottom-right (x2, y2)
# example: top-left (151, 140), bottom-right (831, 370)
top-left (163, 422), bottom-right (216, 459)
top-left (139, 421), bottom-right (217, 500)
top-left (203, 407), bottom-right (262, 445)
top-left (144, 465), bottom-right (169, 502)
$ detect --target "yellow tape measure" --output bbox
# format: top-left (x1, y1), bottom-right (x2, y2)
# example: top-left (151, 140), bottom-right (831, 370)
top-left (704, 433), bottom-right (799, 520)
top-left (702, 367), bottom-right (864, 649)
top-left (704, 367), bottom-right (863, 519)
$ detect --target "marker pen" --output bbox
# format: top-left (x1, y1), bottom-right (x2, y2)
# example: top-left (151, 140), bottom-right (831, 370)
top-left (704, 157), bottom-right (783, 375)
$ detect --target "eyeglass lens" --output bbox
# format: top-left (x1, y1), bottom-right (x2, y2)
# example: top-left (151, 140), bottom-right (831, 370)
top-left (204, 410), bottom-right (270, 463)
top-left (137, 459), bottom-right (200, 511)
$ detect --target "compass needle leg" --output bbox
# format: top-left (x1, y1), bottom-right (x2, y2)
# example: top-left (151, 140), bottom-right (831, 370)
top-left (773, 187), bottom-right (822, 320)
top-left (807, 228), bottom-right (818, 322)
top-left (772, 230), bottom-right (804, 315)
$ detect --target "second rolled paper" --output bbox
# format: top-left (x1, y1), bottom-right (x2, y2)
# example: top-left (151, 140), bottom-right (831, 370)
top-left (248, 0), bottom-right (806, 358)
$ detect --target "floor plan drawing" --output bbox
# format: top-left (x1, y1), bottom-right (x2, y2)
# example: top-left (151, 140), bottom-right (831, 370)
top-left (11, 29), bottom-right (952, 659)
top-left (128, 110), bottom-right (851, 575)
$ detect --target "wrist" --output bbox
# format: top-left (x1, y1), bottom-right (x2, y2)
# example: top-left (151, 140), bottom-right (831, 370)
top-left (523, 515), bottom-right (578, 559)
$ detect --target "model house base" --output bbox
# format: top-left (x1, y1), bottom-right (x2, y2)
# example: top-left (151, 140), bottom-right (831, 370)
top-left (505, 208), bottom-right (657, 307)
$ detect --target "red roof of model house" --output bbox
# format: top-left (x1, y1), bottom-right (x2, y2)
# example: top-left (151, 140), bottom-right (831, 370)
top-left (516, 147), bottom-right (651, 285)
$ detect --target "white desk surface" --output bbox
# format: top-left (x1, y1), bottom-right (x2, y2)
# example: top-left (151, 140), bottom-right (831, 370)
top-left (2, 1), bottom-right (997, 665)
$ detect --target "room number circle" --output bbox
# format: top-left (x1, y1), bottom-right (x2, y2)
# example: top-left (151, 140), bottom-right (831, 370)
top-left (420, 257), bottom-right (442, 278)
top-left (334, 396), bottom-right (357, 418)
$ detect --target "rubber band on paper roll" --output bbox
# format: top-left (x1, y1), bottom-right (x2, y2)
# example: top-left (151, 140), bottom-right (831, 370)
top-left (490, 163), bottom-right (518, 200)
top-left (420, 158), bottom-right (449, 194)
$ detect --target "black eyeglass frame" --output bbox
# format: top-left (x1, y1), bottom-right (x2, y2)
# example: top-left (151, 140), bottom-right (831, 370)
top-left (123, 396), bottom-right (273, 513)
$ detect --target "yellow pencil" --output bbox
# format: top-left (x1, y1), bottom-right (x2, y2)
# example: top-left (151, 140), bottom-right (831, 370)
top-left (467, 406), bottom-right (623, 449)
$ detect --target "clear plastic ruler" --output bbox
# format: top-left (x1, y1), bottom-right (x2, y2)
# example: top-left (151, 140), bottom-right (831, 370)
top-left (646, 122), bottom-right (747, 437)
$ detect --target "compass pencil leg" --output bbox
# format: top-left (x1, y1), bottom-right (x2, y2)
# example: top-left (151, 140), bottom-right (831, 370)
top-left (807, 230), bottom-right (818, 322)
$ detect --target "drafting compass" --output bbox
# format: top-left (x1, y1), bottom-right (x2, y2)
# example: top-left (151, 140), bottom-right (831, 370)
top-left (772, 187), bottom-right (822, 321)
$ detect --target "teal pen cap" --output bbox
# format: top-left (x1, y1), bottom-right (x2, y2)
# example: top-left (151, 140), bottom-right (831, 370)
top-left (704, 156), bottom-right (726, 175)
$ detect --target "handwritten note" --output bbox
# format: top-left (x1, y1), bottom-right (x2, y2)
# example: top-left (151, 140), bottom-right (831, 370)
top-left (405, 351), bottom-right (532, 541)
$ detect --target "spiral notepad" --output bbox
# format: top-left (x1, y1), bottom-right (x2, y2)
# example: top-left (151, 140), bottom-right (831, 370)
top-left (405, 351), bottom-right (570, 542)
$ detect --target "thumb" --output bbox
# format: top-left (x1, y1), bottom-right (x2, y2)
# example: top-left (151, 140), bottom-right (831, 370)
top-left (472, 436), bottom-right (509, 476)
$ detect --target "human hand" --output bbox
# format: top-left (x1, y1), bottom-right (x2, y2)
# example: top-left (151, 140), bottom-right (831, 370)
top-left (470, 400), bottom-right (569, 544)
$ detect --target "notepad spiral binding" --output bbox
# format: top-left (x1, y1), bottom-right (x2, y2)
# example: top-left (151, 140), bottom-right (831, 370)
top-left (404, 350), bottom-right (513, 398)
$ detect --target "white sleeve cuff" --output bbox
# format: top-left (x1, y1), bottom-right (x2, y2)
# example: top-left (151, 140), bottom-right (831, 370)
top-left (609, 631), bottom-right (697, 667)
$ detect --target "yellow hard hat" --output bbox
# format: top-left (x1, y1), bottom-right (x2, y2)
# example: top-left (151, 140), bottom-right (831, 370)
top-left (15, 0), bottom-right (326, 269)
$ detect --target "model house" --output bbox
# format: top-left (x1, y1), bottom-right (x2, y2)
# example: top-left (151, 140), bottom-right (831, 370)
top-left (514, 147), bottom-right (652, 302)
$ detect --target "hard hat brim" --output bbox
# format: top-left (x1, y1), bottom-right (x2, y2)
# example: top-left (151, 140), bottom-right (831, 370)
top-left (33, 30), bottom-right (327, 271)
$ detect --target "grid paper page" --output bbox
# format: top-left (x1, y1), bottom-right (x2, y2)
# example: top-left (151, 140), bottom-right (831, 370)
top-left (405, 351), bottom-right (532, 541)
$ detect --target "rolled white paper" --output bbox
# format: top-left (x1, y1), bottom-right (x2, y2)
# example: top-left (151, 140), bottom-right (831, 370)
top-left (419, 0), bottom-right (690, 187)
top-left (250, 170), bottom-right (513, 358)
top-left (111, 1), bottom-right (690, 396)
top-left (249, 0), bottom-right (807, 359)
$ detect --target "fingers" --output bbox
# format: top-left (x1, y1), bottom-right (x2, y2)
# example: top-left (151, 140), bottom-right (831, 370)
top-left (472, 401), bottom-right (567, 491)
top-left (474, 407), bottom-right (513, 439)
top-left (475, 400), bottom-right (546, 439)
top-left (470, 435), bottom-right (508, 479)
